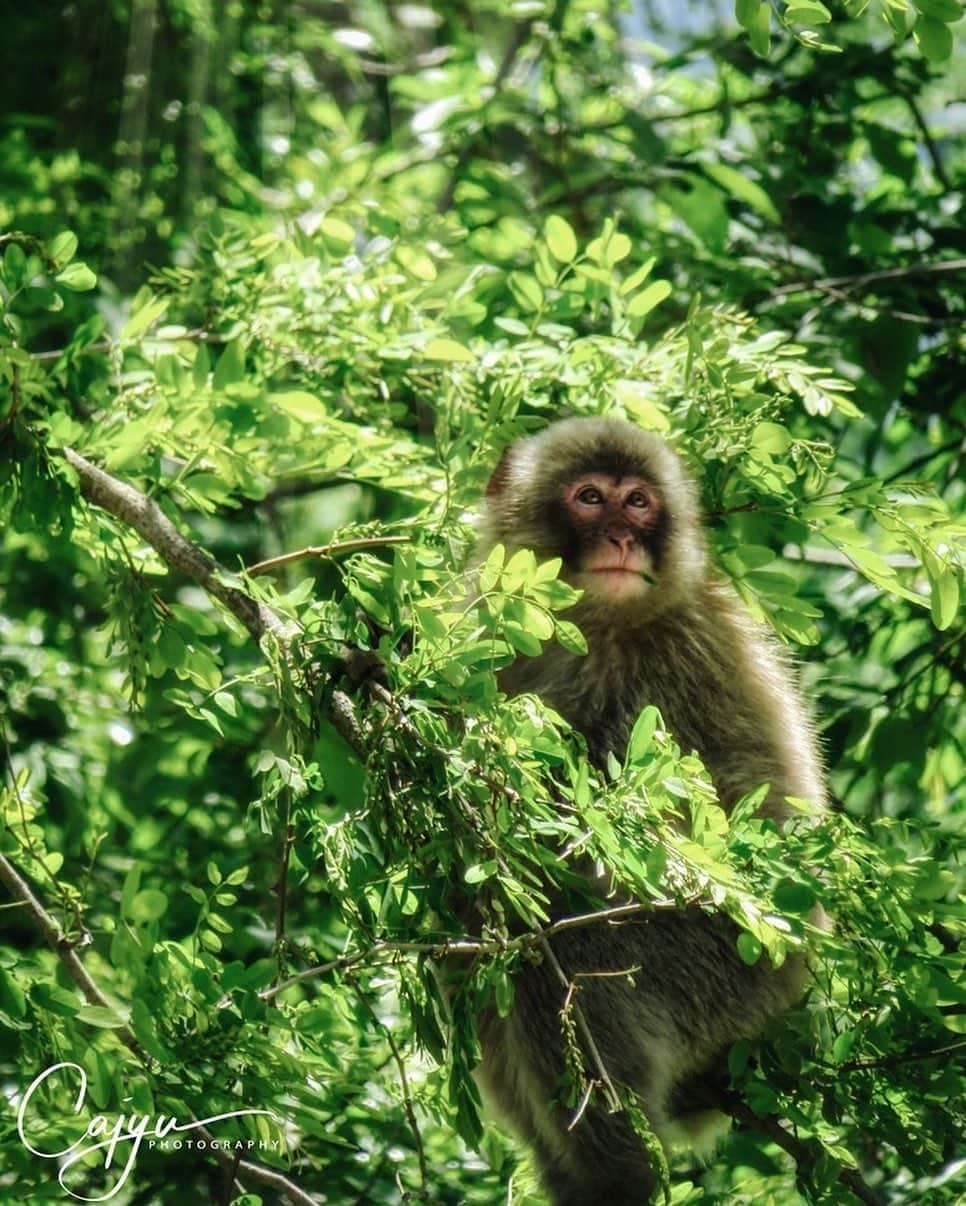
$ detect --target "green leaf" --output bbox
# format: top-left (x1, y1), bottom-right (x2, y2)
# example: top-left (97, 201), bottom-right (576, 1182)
top-left (120, 864), bottom-right (142, 920)
top-left (915, 0), bottom-right (964, 19)
top-left (785, 0), bottom-right (832, 22)
top-left (831, 1030), bottom-right (855, 1063)
top-left (626, 706), bottom-right (659, 766)
top-left (0, 970), bottom-right (26, 1018)
top-left (397, 246), bottom-right (437, 281)
top-left (728, 1037), bottom-right (752, 1078)
top-left (702, 162), bottom-right (779, 223)
top-left (3, 244), bottom-right (28, 290)
top-left (587, 230), bottom-right (631, 268)
top-left (77, 1004), bottom-right (127, 1028)
top-left (121, 296), bottom-right (169, 342)
top-left (270, 390), bottom-right (329, 422)
top-left (627, 279), bottom-right (672, 318)
top-left (751, 421), bottom-right (792, 454)
top-left (213, 340), bottom-right (246, 389)
top-left (505, 622), bottom-right (543, 656)
top-left (32, 982), bottom-right (80, 1017)
top-left (130, 999), bottom-right (172, 1061)
top-left (465, 861), bottom-right (496, 884)
top-left (555, 619), bottom-right (588, 654)
top-left (130, 888), bottom-right (168, 922)
top-left (320, 215), bottom-right (355, 245)
top-left (55, 262), bottom-right (97, 291)
top-left (192, 343), bottom-right (211, 387)
top-left (773, 881), bottom-right (817, 913)
top-left (915, 16), bottom-right (954, 58)
top-left (620, 258), bottom-right (656, 295)
top-left (46, 231), bottom-right (78, 269)
top-left (518, 601), bottom-right (554, 640)
top-left (735, 0), bottom-right (759, 27)
top-left (930, 569), bottom-right (960, 631)
top-left (424, 338), bottom-right (476, 362)
top-left (502, 547), bottom-right (537, 591)
top-left (737, 932), bottom-right (762, 965)
top-left (493, 965), bottom-right (515, 1017)
top-left (507, 271), bottom-right (544, 312)
top-left (748, 3), bottom-right (772, 55)
top-left (544, 215), bottom-right (578, 263)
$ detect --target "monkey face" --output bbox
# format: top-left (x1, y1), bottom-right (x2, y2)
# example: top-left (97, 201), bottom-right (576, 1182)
top-left (557, 473), bottom-right (662, 598)
top-left (481, 418), bottom-right (704, 619)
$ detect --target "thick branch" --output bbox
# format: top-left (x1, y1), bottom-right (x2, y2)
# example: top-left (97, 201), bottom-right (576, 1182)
top-left (0, 852), bottom-right (142, 1051)
top-left (60, 447), bottom-right (367, 756)
top-left (63, 448), bottom-right (291, 644)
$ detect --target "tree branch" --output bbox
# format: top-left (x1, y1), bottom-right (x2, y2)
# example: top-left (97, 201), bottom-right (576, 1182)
top-left (541, 934), bottom-right (623, 1114)
top-left (353, 982), bottom-right (429, 1195)
top-left (59, 447), bottom-right (368, 757)
top-left (259, 900), bottom-right (676, 1003)
top-left (63, 448), bottom-right (291, 644)
top-left (0, 852), bottom-right (142, 1052)
top-left (247, 534), bottom-right (410, 577)
top-left (901, 89), bottom-right (952, 193)
top-left (768, 259), bottom-right (966, 300)
top-left (730, 1101), bottom-right (883, 1206)
top-left (839, 1038), bottom-right (966, 1072)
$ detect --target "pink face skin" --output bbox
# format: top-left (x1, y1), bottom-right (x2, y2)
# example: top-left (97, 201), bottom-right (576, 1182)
top-left (560, 474), bottom-right (658, 595)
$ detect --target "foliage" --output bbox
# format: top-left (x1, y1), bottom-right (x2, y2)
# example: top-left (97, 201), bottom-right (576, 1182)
top-left (0, 2), bottom-right (963, 1204)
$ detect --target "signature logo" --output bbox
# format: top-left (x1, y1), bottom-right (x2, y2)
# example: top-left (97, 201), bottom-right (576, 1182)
top-left (17, 1062), bottom-right (279, 1202)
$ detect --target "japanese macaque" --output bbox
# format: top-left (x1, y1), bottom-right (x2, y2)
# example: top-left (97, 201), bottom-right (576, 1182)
top-left (475, 417), bottom-right (825, 1205)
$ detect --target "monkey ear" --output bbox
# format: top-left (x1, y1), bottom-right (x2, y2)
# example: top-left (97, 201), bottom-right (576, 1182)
top-left (486, 446), bottom-right (515, 499)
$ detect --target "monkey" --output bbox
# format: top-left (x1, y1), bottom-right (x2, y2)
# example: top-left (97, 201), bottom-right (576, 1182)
top-left (472, 416), bottom-right (826, 1206)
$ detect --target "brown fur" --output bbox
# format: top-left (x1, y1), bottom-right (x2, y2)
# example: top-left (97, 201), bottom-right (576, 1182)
top-left (475, 418), bottom-right (825, 1205)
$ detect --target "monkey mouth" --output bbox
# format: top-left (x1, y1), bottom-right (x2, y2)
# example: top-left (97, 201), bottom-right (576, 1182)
top-left (581, 567), bottom-right (652, 593)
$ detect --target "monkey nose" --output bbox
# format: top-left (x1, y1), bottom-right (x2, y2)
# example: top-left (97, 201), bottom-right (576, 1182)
top-left (608, 532), bottom-right (634, 553)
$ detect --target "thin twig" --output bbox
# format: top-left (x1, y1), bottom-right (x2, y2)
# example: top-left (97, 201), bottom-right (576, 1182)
top-left (30, 327), bottom-right (213, 362)
top-left (353, 984), bottom-right (430, 1195)
top-left (356, 47), bottom-right (453, 76)
top-left (273, 788), bottom-right (294, 983)
top-left (247, 535), bottom-right (410, 577)
top-left (543, 935), bottom-right (622, 1113)
top-left (881, 435), bottom-right (964, 486)
top-left (768, 259), bottom-right (966, 299)
top-left (259, 900), bottom-right (670, 1002)
top-left (839, 1038), bottom-right (966, 1072)
top-left (901, 89), bottom-right (952, 192)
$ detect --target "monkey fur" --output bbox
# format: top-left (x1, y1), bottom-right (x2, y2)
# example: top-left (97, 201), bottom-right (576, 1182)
top-left (474, 417), bottom-right (825, 1205)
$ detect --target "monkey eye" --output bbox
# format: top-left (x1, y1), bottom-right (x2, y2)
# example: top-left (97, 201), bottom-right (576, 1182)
top-left (625, 489), bottom-right (650, 509)
top-left (575, 485), bottom-right (604, 505)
